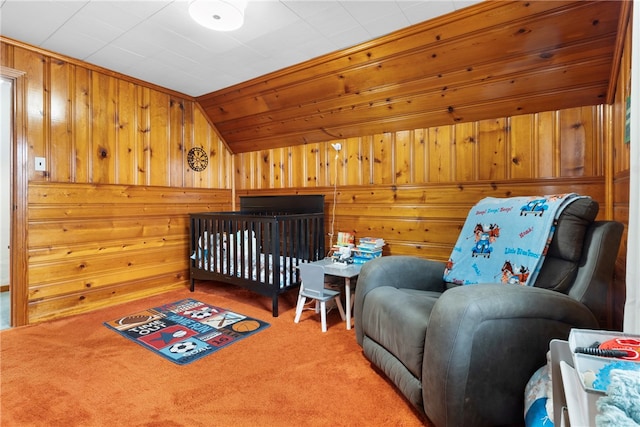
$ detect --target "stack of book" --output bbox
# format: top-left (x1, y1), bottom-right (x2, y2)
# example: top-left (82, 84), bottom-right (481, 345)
top-left (336, 231), bottom-right (355, 247)
top-left (353, 237), bottom-right (385, 264)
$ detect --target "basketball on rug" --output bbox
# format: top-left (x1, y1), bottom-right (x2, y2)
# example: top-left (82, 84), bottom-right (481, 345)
top-left (104, 298), bottom-right (270, 365)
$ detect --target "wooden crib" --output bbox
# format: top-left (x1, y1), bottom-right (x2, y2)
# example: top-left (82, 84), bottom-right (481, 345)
top-left (189, 195), bottom-right (325, 317)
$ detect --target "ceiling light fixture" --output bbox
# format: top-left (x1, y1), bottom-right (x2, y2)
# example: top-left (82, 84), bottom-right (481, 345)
top-left (188, 0), bottom-right (247, 32)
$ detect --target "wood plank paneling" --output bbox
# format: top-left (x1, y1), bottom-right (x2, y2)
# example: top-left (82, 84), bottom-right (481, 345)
top-left (27, 182), bottom-right (232, 323)
top-left (428, 126), bottom-right (452, 182)
top-left (92, 72), bottom-right (117, 184)
top-left (477, 118), bottom-right (507, 182)
top-left (394, 131), bottom-right (411, 185)
top-left (169, 98), bottom-right (185, 188)
top-left (117, 80), bottom-right (137, 185)
top-left (149, 90), bottom-right (169, 187)
top-left (28, 273), bottom-right (185, 323)
top-left (234, 101), bottom-right (623, 327)
top-left (13, 47), bottom-right (46, 182)
top-left (74, 67), bottom-right (92, 183)
top-left (137, 86), bottom-right (151, 185)
top-left (237, 178), bottom-right (606, 263)
top-left (2, 43), bottom-right (232, 189)
top-left (509, 115), bottom-right (534, 179)
top-left (2, 39), bottom-right (234, 325)
top-left (235, 105), bottom-right (603, 189)
top-left (50, 59), bottom-right (72, 182)
top-left (453, 122), bottom-right (476, 182)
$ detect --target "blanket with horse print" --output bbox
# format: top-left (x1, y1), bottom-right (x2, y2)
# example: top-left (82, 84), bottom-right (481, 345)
top-left (443, 193), bottom-right (583, 286)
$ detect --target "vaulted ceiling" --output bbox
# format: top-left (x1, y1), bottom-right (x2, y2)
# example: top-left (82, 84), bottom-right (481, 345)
top-left (197, 0), bottom-right (629, 153)
top-left (0, 0), bottom-right (480, 96)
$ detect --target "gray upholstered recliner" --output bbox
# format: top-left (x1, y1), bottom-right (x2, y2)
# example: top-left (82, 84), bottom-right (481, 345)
top-left (354, 198), bottom-right (623, 427)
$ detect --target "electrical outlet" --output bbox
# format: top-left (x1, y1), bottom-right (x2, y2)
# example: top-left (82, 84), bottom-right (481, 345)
top-left (35, 157), bottom-right (46, 171)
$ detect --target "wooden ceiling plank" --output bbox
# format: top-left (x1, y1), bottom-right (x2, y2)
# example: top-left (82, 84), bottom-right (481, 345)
top-left (228, 84), bottom-right (605, 154)
top-left (212, 41), bottom-right (616, 135)
top-left (197, 1), bottom-right (585, 106)
top-left (194, 1), bottom-right (625, 154)
top-left (198, 2), bottom-right (618, 107)
top-left (216, 55), bottom-right (613, 140)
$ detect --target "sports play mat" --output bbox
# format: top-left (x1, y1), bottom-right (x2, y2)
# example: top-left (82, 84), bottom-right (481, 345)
top-left (104, 298), bottom-right (270, 365)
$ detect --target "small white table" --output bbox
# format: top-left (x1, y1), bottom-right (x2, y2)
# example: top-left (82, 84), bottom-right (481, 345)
top-left (309, 258), bottom-right (361, 330)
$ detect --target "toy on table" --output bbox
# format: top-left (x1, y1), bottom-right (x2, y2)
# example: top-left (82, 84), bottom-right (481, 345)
top-left (331, 232), bottom-right (355, 264)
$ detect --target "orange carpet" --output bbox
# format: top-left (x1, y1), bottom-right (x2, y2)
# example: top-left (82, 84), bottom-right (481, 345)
top-left (0, 282), bottom-right (430, 426)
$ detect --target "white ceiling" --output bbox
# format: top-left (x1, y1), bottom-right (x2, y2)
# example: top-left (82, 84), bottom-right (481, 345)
top-left (0, 0), bottom-right (480, 97)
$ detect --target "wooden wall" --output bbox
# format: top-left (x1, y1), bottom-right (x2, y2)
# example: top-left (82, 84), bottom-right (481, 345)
top-left (611, 15), bottom-right (633, 331)
top-left (234, 103), bottom-right (623, 327)
top-left (27, 184), bottom-right (230, 322)
top-left (235, 107), bottom-right (606, 189)
top-left (2, 41), bottom-right (231, 188)
top-left (235, 105), bottom-right (609, 251)
top-left (1, 40), bottom-right (233, 324)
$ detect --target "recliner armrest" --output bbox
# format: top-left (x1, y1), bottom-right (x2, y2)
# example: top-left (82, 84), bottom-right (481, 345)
top-left (422, 283), bottom-right (598, 427)
top-left (354, 256), bottom-right (446, 345)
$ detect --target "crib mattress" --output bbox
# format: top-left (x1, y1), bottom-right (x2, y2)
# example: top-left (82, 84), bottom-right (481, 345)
top-left (193, 252), bottom-right (299, 288)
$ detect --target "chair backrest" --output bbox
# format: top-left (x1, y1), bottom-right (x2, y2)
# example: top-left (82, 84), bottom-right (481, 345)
top-left (299, 263), bottom-right (327, 298)
top-left (532, 198), bottom-right (624, 327)
top-left (532, 197), bottom-right (599, 292)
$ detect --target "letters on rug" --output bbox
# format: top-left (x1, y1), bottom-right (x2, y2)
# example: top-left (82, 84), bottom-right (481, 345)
top-left (104, 298), bottom-right (270, 365)
top-left (443, 193), bottom-right (582, 286)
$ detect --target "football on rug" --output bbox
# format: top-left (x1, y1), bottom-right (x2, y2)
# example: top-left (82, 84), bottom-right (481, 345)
top-left (104, 298), bottom-right (270, 365)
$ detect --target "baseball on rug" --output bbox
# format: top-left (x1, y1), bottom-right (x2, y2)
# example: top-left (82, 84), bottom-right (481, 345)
top-left (104, 298), bottom-right (270, 365)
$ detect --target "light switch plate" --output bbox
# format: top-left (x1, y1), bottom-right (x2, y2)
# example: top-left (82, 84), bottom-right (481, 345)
top-left (35, 157), bottom-right (46, 171)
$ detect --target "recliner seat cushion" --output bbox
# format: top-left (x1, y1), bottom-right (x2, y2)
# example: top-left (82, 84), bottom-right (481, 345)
top-left (362, 286), bottom-right (440, 379)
